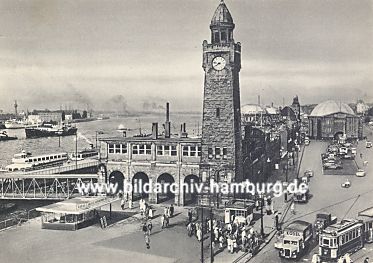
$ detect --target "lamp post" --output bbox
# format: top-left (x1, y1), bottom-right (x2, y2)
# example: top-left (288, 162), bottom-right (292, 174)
top-left (260, 193), bottom-right (265, 237)
top-left (95, 131), bottom-right (104, 161)
top-left (75, 132), bottom-right (78, 170)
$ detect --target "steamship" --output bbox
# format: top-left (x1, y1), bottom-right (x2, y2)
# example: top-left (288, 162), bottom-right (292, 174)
top-left (25, 123), bottom-right (77, 139)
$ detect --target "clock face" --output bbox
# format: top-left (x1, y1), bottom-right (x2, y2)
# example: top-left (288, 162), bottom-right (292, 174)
top-left (212, 56), bottom-right (226, 71)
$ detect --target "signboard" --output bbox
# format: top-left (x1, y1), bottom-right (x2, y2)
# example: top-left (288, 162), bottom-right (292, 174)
top-left (284, 230), bottom-right (301, 236)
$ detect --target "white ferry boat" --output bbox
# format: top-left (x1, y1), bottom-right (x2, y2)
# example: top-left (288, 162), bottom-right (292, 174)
top-left (6, 151), bottom-right (68, 172)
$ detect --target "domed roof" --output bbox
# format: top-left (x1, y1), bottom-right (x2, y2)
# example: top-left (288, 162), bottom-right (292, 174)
top-left (241, 104), bottom-right (265, 115)
top-left (310, 100), bottom-right (355, 117)
top-left (211, 0), bottom-right (234, 25)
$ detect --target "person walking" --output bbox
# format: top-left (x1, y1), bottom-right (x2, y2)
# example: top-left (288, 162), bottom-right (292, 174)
top-left (364, 257), bottom-right (370, 263)
top-left (197, 227), bottom-right (202, 242)
top-left (161, 214), bottom-right (165, 229)
top-left (147, 219), bottom-right (153, 235)
top-left (144, 232), bottom-right (150, 249)
top-left (148, 206), bottom-right (153, 219)
top-left (120, 198), bottom-right (125, 210)
top-left (169, 204), bottom-right (174, 218)
top-left (128, 199), bottom-right (133, 209)
top-left (290, 202), bottom-right (295, 215)
top-left (188, 209), bottom-right (193, 224)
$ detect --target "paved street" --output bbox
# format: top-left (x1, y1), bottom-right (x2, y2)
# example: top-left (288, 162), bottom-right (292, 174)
top-left (252, 126), bottom-right (373, 263)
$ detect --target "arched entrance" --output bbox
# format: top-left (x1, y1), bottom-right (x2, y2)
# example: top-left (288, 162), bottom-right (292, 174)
top-left (157, 173), bottom-right (175, 203)
top-left (132, 172), bottom-right (149, 201)
top-left (109, 171), bottom-right (124, 194)
top-left (184, 174), bottom-right (199, 205)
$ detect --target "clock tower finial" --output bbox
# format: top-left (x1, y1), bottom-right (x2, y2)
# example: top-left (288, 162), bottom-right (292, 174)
top-left (210, 0), bottom-right (235, 44)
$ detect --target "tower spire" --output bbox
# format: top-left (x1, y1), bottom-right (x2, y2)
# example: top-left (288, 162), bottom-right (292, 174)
top-left (210, 0), bottom-right (235, 44)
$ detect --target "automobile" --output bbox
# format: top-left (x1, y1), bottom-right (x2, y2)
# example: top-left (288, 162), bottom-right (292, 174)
top-left (323, 162), bottom-right (342, 170)
top-left (339, 147), bottom-right (348, 154)
top-left (356, 169), bottom-right (366, 177)
top-left (366, 141), bottom-right (372, 148)
top-left (305, 139), bottom-right (310, 146)
top-left (304, 170), bottom-right (314, 177)
top-left (341, 180), bottom-right (351, 188)
top-left (342, 154), bottom-right (354, 160)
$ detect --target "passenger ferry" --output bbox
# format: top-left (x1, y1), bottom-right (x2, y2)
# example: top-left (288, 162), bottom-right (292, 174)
top-left (6, 151), bottom-right (68, 172)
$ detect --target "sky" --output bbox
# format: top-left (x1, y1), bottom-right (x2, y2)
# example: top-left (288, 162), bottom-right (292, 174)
top-left (0, 0), bottom-right (372, 113)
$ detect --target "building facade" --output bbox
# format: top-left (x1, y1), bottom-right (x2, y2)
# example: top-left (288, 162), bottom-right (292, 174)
top-left (308, 100), bottom-right (362, 140)
top-left (102, 1), bottom-right (244, 206)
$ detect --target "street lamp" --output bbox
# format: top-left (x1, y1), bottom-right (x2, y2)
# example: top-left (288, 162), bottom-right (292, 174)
top-left (95, 131), bottom-right (104, 161)
top-left (259, 193), bottom-right (265, 237)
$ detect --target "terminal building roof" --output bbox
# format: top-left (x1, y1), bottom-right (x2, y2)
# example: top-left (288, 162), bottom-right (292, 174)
top-left (310, 100), bottom-right (355, 117)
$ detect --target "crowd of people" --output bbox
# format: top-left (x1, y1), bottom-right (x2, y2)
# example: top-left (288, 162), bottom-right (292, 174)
top-left (185, 209), bottom-right (263, 255)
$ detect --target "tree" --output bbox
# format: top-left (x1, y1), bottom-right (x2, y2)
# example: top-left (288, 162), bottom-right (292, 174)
top-left (82, 110), bottom-right (88, 119)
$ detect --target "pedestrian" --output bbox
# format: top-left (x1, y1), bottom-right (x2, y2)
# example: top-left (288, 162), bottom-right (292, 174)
top-left (188, 209), bottom-right (193, 223)
top-left (360, 153), bottom-right (363, 159)
top-left (128, 199), bottom-right (133, 209)
top-left (161, 214), bottom-right (165, 229)
top-left (144, 232), bottom-right (150, 249)
top-left (148, 206), bottom-right (153, 219)
top-left (290, 202), bottom-right (295, 215)
top-left (187, 222), bottom-right (193, 237)
top-left (147, 219), bottom-right (152, 235)
top-left (364, 257), bottom-right (370, 263)
top-left (120, 198), bottom-right (125, 210)
top-left (275, 214), bottom-right (279, 230)
top-left (197, 227), bottom-right (202, 242)
top-left (165, 215), bottom-right (169, 228)
top-left (169, 204), bottom-right (174, 217)
top-left (142, 222), bottom-right (148, 233)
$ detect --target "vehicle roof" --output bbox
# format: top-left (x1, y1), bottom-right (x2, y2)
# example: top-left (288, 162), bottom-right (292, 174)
top-left (286, 220), bottom-right (311, 231)
top-left (323, 219), bottom-right (360, 234)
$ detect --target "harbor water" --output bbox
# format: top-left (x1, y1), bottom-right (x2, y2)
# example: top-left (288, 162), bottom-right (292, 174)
top-left (0, 112), bottom-right (201, 221)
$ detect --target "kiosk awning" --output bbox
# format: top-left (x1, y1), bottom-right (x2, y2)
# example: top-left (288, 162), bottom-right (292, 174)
top-left (36, 196), bottom-right (119, 215)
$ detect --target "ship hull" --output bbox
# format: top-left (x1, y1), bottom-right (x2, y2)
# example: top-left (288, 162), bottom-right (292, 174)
top-left (25, 127), bottom-right (77, 139)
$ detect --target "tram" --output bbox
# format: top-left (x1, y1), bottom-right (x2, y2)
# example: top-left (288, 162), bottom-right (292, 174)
top-left (319, 219), bottom-right (364, 262)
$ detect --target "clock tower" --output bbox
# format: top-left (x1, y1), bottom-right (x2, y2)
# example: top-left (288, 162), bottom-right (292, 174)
top-left (200, 0), bottom-right (243, 197)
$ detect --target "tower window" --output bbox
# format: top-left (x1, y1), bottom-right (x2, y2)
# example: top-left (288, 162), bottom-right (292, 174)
top-left (216, 108), bottom-right (220, 118)
top-left (214, 32), bottom-right (219, 43)
top-left (221, 32), bottom-right (227, 42)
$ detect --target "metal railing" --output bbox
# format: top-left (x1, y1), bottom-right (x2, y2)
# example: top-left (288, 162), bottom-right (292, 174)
top-left (0, 208), bottom-right (41, 231)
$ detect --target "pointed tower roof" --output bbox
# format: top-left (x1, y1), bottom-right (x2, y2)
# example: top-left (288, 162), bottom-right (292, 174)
top-left (211, 0), bottom-right (234, 25)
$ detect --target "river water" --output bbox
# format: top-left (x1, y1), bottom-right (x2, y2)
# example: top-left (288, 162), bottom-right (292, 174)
top-left (0, 112), bottom-right (201, 221)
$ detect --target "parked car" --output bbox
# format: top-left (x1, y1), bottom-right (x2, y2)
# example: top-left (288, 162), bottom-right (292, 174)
top-left (323, 162), bottom-right (342, 170)
top-left (356, 169), bottom-right (366, 177)
top-left (341, 180), bottom-right (351, 188)
top-left (366, 141), bottom-right (372, 148)
top-left (305, 139), bottom-right (310, 146)
top-left (342, 154), bottom-right (354, 160)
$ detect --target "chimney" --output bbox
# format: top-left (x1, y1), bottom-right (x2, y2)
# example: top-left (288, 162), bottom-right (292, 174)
top-left (258, 95), bottom-right (261, 106)
top-left (166, 102), bottom-right (170, 122)
top-left (180, 122), bottom-right (188, 138)
top-left (165, 102), bottom-right (171, 138)
top-left (152, 123), bottom-right (158, 139)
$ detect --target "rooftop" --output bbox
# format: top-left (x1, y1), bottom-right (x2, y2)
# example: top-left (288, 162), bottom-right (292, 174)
top-left (211, 0), bottom-right (234, 25)
top-left (310, 100), bottom-right (355, 117)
